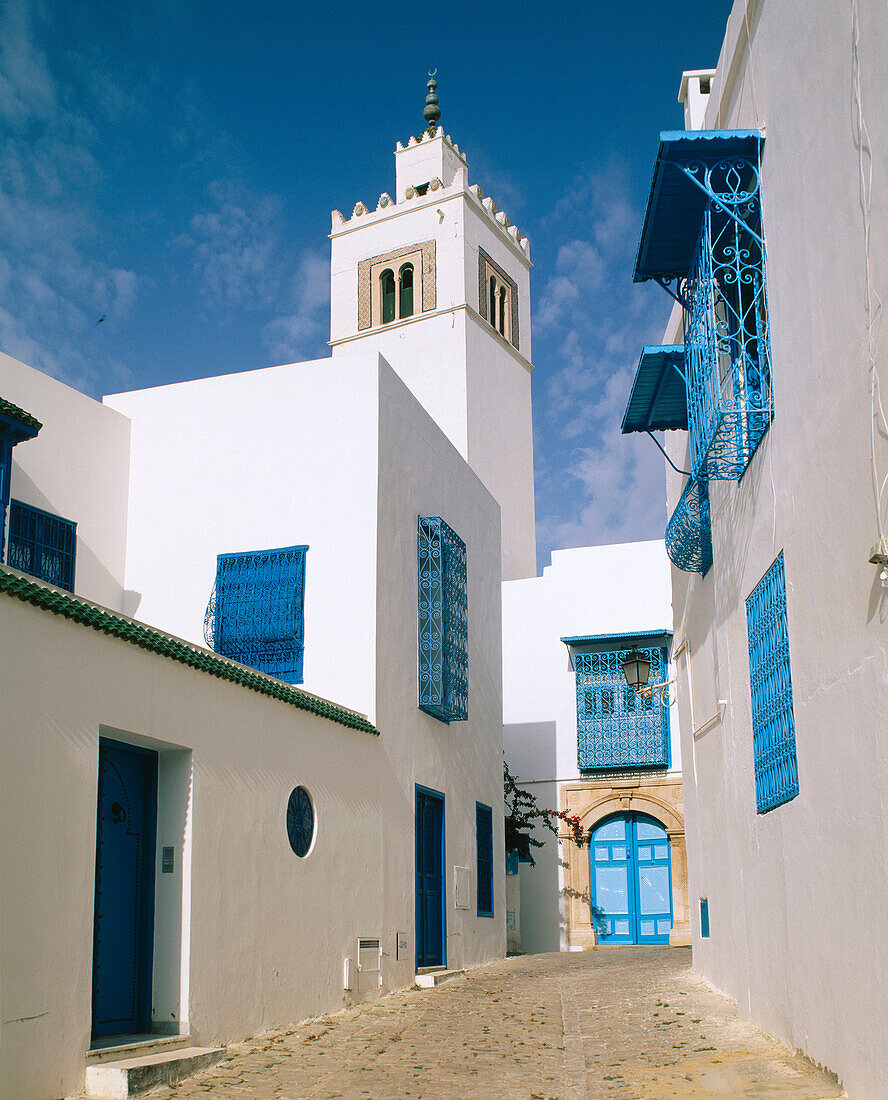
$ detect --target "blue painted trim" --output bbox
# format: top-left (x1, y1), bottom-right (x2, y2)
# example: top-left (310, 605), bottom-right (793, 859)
top-left (475, 802), bottom-right (494, 918)
top-left (93, 737), bottom-right (158, 1037)
top-left (700, 897), bottom-right (710, 938)
top-left (561, 629), bottom-right (672, 646)
top-left (415, 784), bottom-right (447, 969)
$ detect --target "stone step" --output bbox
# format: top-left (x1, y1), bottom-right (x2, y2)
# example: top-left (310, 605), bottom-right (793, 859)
top-left (414, 968), bottom-right (466, 988)
top-left (86, 1034), bottom-right (192, 1064)
top-left (84, 1045), bottom-right (225, 1098)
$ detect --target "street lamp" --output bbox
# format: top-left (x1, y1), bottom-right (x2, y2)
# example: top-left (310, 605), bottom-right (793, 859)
top-left (621, 646), bottom-right (674, 705)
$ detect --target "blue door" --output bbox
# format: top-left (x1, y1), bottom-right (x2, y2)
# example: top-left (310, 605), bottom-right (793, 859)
top-left (590, 813), bottom-right (673, 945)
top-left (92, 740), bottom-right (158, 1038)
top-left (415, 787), bottom-right (445, 968)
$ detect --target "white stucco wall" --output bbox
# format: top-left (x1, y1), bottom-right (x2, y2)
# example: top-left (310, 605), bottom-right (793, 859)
top-left (0, 351), bottom-right (132, 610)
top-left (105, 354), bottom-right (381, 720)
top-left (663, 2), bottom-right (888, 1096)
top-left (502, 542), bottom-right (677, 952)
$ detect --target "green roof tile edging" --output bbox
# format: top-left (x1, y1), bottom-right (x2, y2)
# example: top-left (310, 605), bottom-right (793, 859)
top-left (0, 397), bottom-right (42, 432)
top-left (0, 568), bottom-right (378, 735)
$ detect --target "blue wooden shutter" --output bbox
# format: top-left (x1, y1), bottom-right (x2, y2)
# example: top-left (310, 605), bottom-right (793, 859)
top-left (213, 544), bottom-right (307, 684)
top-left (418, 516), bottom-right (467, 722)
top-left (6, 500), bottom-right (77, 591)
top-left (476, 803), bottom-right (493, 917)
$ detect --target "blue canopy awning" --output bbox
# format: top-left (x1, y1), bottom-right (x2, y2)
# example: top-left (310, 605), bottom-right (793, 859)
top-left (633, 129), bottom-right (764, 283)
top-left (621, 345), bottom-right (687, 434)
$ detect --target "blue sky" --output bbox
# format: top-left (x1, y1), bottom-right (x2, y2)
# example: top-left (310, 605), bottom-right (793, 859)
top-left (0, 0), bottom-right (732, 569)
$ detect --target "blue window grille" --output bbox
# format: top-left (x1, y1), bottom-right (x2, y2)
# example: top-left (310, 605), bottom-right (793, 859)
top-left (476, 802), bottom-right (494, 917)
top-left (683, 161), bottom-right (772, 480)
top-left (665, 475), bottom-right (712, 576)
top-left (6, 500), bottom-right (76, 591)
top-left (575, 647), bottom-right (669, 770)
top-left (417, 516), bottom-right (468, 723)
top-left (206, 544), bottom-right (307, 684)
top-left (746, 552), bottom-right (798, 813)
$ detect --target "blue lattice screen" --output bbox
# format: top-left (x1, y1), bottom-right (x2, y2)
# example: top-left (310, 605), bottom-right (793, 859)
top-left (746, 552), bottom-right (798, 813)
top-left (476, 803), bottom-right (493, 917)
top-left (683, 157), bottom-right (772, 480)
top-left (665, 475), bottom-right (713, 576)
top-left (6, 500), bottom-right (77, 591)
top-left (417, 516), bottom-right (468, 722)
top-left (209, 544), bottom-right (307, 684)
top-left (575, 647), bottom-right (669, 770)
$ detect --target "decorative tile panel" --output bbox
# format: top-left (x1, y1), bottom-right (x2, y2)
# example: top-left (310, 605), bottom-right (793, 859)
top-left (357, 240), bottom-right (436, 330)
top-left (478, 247), bottom-right (519, 350)
top-left (746, 552), bottom-right (799, 813)
top-left (417, 516), bottom-right (467, 723)
top-left (575, 647), bottom-right (669, 770)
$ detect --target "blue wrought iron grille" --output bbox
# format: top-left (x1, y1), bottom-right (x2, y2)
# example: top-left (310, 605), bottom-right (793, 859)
top-left (665, 475), bottom-right (713, 576)
top-left (6, 500), bottom-right (76, 591)
top-left (746, 552), bottom-right (799, 813)
top-left (476, 802), bottom-right (493, 917)
top-left (208, 544), bottom-right (307, 684)
top-left (683, 157), bottom-right (772, 480)
top-left (575, 647), bottom-right (669, 770)
top-left (417, 516), bottom-right (468, 723)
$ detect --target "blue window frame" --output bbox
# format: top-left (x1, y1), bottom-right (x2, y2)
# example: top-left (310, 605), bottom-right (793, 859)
top-left (6, 500), bottom-right (77, 591)
top-left (700, 897), bottom-right (710, 938)
top-left (206, 544), bottom-right (307, 684)
top-left (575, 646), bottom-right (669, 771)
top-left (476, 802), bottom-right (494, 917)
top-left (746, 552), bottom-right (798, 813)
top-left (417, 516), bottom-right (468, 723)
top-left (633, 131), bottom-right (772, 482)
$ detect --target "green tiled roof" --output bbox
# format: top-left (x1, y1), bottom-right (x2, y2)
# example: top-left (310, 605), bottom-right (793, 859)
top-left (0, 397), bottom-right (42, 432)
top-left (0, 568), bottom-right (378, 736)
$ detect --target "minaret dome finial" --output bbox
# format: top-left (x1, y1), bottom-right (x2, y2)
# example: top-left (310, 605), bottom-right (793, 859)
top-left (423, 70), bottom-right (441, 129)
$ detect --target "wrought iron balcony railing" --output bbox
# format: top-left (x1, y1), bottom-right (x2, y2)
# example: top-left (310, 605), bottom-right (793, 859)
top-left (665, 475), bottom-right (712, 576)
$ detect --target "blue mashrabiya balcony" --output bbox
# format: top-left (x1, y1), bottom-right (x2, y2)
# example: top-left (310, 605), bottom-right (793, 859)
top-left (621, 345), bottom-right (712, 577)
top-left (633, 129), bottom-right (772, 482)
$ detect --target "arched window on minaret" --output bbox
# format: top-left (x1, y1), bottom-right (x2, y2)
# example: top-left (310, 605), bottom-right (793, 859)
top-left (489, 276), bottom-right (497, 332)
top-left (399, 263), bottom-right (414, 319)
top-left (381, 269), bottom-right (396, 324)
top-left (498, 286), bottom-right (508, 338)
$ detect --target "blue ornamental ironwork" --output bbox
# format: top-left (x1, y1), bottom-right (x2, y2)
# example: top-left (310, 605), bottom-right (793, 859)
top-left (746, 552), bottom-right (799, 813)
top-left (575, 647), bottom-right (669, 770)
top-left (206, 544), bottom-right (307, 684)
top-left (6, 499), bottom-right (77, 591)
top-left (665, 476), bottom-right (713, 576)
top-left (682, 155), bottom-right (772, 480)
top-left (417, 515), bottom-right (468, 723)
top-left (286, 785), bottom-right (314, 857)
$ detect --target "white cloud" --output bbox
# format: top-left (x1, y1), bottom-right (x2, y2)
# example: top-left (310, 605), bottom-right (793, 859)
top-left (263, 247), bottom-right (331, 364)
top-left (531, 161), bottom-right (673, 563)
top-left (0, 1), bottom-right (140, 394)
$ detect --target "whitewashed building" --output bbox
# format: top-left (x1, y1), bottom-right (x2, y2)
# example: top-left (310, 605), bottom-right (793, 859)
top-left (503, 542), bottom-right (690, 955)
top-left (0, 94), bottom-right (533, 1098)
top-left (620, 1), bottom-right (888, 1095)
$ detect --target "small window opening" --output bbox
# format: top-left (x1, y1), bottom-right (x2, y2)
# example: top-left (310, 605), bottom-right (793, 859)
top-left (414, 182), bottom-right (430, 197)
top-left (498, 286), bottom-right (507, 336)
top-left (700, 77), bottom-right (711, 94)
top-left (399, 263), bottom-right (414, 319)
top-left (489, 276), bottom-right (497, 331)
top-left (380, 269), bottom-right (395, 324)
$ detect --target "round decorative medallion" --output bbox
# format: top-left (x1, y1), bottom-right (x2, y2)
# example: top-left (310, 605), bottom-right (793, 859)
top-left (286, 786), bottom-right (314, 857)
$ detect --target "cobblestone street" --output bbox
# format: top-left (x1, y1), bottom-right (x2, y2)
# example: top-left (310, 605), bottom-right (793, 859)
top-left (153, 949), bottom-right (845, 1100)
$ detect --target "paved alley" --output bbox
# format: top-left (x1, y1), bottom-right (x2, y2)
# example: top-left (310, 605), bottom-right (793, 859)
top-left (153, 949), bottom-right (846, 1100)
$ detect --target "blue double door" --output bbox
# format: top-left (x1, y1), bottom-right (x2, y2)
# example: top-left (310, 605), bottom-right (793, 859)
top-left (415, 787), bottom-right (445, 968)
top-left (590, 812), bottom-right (673, 945)
top-left (92, 740), bottom-right (158, 1038)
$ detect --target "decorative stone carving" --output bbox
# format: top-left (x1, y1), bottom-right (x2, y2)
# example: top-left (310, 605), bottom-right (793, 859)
top-left (377, 193), bottom-right (393, 209)
top-left (469, 184), bottom-right (484, 201)
top-left (352, 201), bottom-right (368, 217)
top-left (357, 240), bottom-right (437, 331)
top-left (404, 186), bottom-right (417, 200)
top-left (429, 177), bottom-right (443, 191)
top-left (331, 209), bottom-right (345, 227)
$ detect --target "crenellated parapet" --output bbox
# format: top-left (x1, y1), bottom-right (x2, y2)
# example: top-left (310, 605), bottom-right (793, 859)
top-left (330, 126), bottom-right (530, 259)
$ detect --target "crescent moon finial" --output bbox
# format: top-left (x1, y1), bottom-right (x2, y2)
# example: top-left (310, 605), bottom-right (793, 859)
top-left (423, 71), bottom-right (441, 130)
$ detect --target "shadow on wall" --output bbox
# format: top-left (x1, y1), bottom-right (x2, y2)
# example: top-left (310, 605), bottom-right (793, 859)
top-left (503, 721), bottom-right (563, 954)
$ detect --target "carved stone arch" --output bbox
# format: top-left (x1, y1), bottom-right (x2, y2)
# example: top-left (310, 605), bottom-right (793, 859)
top-left (579, 791), bottom-right (684, 836)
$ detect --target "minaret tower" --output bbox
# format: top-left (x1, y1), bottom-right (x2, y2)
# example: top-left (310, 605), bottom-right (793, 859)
top-left (329, 75), bottom-right (536, 581)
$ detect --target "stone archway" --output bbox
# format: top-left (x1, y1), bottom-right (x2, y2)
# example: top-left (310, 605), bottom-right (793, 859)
top-left (556, 777), bottom-right (690, 949)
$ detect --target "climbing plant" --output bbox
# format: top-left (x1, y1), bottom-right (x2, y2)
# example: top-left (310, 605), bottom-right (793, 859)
top-left (504, 758), bottom-right (589, 865)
